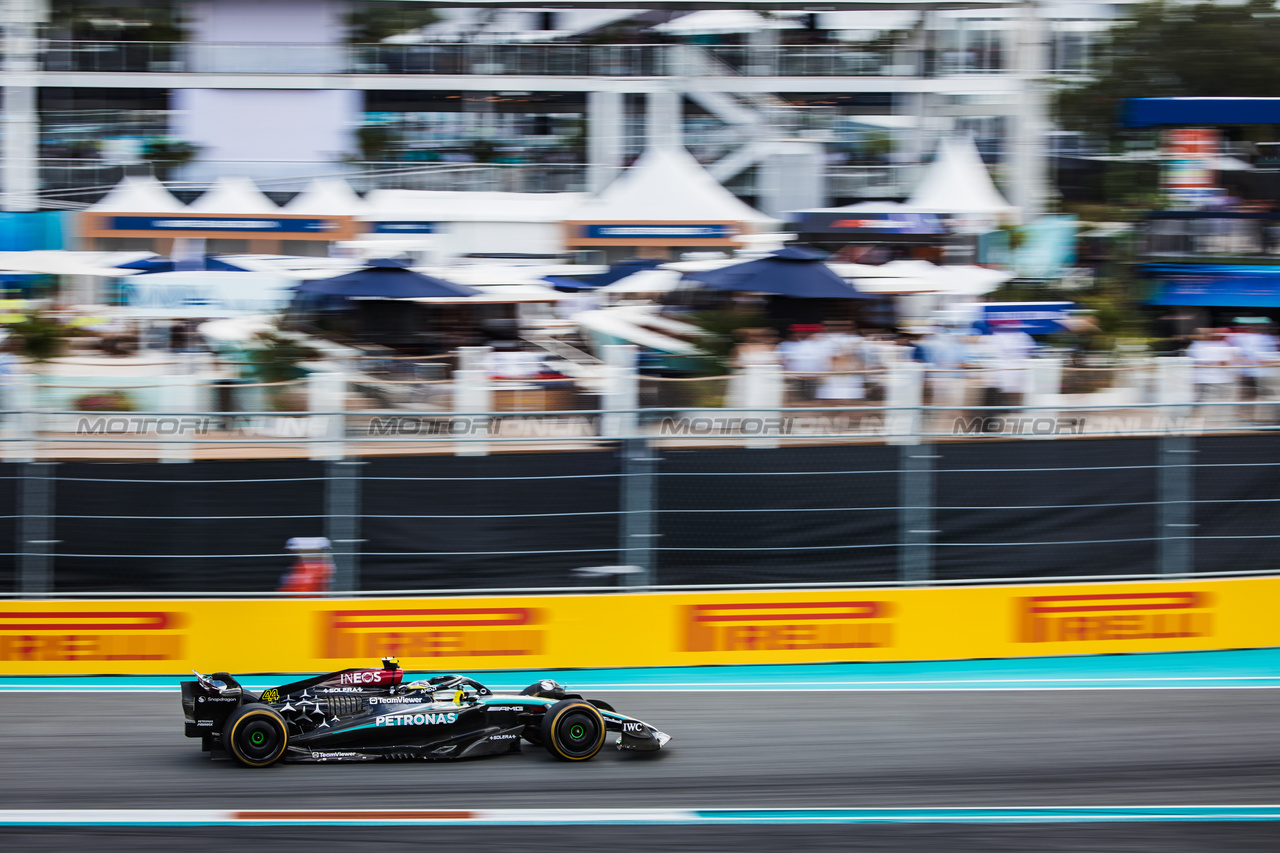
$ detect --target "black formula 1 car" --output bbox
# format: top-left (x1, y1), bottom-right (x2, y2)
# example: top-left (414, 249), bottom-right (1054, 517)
top-left (180, 657), bottom-right (671, 767)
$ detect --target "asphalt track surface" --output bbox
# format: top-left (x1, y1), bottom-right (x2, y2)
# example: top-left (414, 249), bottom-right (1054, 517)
top-left (2, 688), bottom-right (1279, 851)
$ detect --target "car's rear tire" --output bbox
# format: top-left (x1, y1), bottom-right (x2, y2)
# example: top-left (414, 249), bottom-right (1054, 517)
top-left (223, 703), bottom-right (289, 768)
top-left (541, 699), bottom-right (606, 761)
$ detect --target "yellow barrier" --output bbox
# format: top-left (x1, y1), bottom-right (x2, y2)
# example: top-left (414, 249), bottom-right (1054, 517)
top-left (0, 577), bottom-right (1276, 675)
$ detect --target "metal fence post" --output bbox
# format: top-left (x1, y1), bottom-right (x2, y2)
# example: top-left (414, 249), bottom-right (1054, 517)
top-left (18, 461), bottom-right (55, 596)
top-left (619, 437), bottom-right (656, 587)
top-left (326, 459), bottom-right (362, 593)
top-left (307, 371), bottom-right (346, 461)
top-left (899, 445), bottom-right (936, 584)
top-left (1158, 434), bottom-right (1195, 576)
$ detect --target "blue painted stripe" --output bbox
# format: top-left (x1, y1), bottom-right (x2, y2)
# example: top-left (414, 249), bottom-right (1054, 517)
top-left (3, 806), bottom-right (1280, 826)
top-left (3, 648), bottom-right (1280, 693)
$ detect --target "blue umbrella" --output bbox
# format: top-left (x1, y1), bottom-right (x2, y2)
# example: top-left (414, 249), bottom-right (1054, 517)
top-left (116, 256), bottom-right (251, 273)
top-left (682, 246), bottom-right (867, 299)
top-left (544, 258), bottom-right (665, 292)
top-left (293, 258), bottom-right (481, 299)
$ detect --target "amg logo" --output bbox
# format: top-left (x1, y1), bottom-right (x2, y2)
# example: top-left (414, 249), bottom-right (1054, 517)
top-left (683, 601), bottom-right (892, 653)
top-left (321, 608), bottom-right (544, 660)
top-left (1017, 592), bottom-right (1212, 643)
top-left (375, 712), bottom-right (458, 727)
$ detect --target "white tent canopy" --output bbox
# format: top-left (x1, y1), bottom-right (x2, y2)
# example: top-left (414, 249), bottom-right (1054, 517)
top-left (905, 135), bottom-right (1017, 217)
top-left (653, 10), bottom-right (804, 35)
top-left (569, 147), bottom-right (778, 225)
top-left (284, 177), bottom-right (367, 216)
top-left (365, 189), bottom-right (588, 223)
top-left (88, 176), bottom-right (186, 213)
top-left (188, 177), bottom-right (280, 215)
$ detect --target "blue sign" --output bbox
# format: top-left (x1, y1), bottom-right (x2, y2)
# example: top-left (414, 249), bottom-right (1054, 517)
top-left (980, 302), bottom-right (1075, 335)
top-left (584, 223), bottom-right (732, 240)
top-left (371, 221), bottom-right (437, 234)
top-left (797, 211), bottom-right (944, 235)
top-left (110, 216), bottom-right (334, 233)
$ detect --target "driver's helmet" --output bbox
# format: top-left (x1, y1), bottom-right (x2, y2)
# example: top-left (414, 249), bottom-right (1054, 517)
top-left (401, 679), bottom-right (438, 698)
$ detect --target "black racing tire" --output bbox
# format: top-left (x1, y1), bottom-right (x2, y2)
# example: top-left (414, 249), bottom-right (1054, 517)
top-left (540, 699), bottom-right (606, 761)
top-left (223, 703), bottom-right (289, 768)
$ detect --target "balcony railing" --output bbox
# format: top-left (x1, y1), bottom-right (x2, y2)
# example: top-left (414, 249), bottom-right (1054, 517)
top-left (39, 40), bottom-right (1009, 78)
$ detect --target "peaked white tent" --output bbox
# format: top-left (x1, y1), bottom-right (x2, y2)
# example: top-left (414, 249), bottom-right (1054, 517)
top-left (88, 175), bottom-right (185, 213)
top-left (652, 10), bottom-right (804, 35)
top-left (284, 177), bottom-right (367, 216)
top-left (188, 176), bottom-right (280, 215)
top-left (905, 135), bottom-right (1017, 217)
top-left (569, 147), bottom-right (777, 225)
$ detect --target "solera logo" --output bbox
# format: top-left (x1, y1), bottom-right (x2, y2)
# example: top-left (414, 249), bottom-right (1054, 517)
top-left (0, 610), bottom-right (183, 661)
top-left (683, 601), bottom-right (892, 653)
top-left (321, 608), bottom-right (544, 659)
top-left (1016, 592), bottom-right (1212, 643)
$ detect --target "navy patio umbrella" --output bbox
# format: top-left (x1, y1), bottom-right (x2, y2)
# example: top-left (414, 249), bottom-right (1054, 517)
top-left (544, 258), bottom-right (665, 292)
top-left (116, 256), bottom-right (251, 273)
top-left (293, 258), bottom-right (481, 299)
top-left (682, 246), bottom-right (867, 299)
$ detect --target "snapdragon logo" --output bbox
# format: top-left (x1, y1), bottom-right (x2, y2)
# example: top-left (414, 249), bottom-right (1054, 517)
top-left (375, 712), bottom-right (457, 727)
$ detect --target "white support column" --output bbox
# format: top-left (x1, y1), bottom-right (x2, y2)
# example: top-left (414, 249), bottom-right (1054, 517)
top-left (454, 345), bottom-right (491, 456)
top-left (1009, 0), bottom-right (1048, 220)
top-left (588, 90), bottom-right (624, 194)
top-left (307, 371), bottom-right (346, 461)
top-left (601, 344), bottom-right (638, 439)
top-left (886, 360), bottom-right (925, 445)
top-left (1, 0), bottom-right (44, 212)
top-left (1023, 357), bottom-right (1063, 439)
top-left (1157, 357), bottom-right (1196, 433)
top-left (742, 362), bottom-right (783, 449)
top-left (646, 90), bottom-right (682, 153)
top-left (3, 371), bottom-right (33, 462)
top-left (159, 372), bottom-right (198, 463)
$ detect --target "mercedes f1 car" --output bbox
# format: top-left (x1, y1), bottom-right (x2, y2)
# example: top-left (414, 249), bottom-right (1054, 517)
top-left (180, 657), bottom-right (671, 767)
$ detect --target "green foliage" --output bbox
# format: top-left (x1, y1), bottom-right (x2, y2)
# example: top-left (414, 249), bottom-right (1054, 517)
top-left (143, 139), bottom-right (199, 181)
top-left (8, 312), bottom-right (66, 364)
top-left (355, 125), bottom-right (397, 161)
top-left (50, 3), bottom-right (188, 42)
top-left (243, 331), bottom-right (320, 384)
top-left (1055, 0), bottom-right (1280, 149)
top-left (345, 1), bottom-right (440, 43)
top-left (686, 310), bottom-right (772, 376)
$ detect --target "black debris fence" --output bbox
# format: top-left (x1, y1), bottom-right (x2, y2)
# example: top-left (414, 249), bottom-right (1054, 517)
top-left (3, 432), bottom-right (1280, 596)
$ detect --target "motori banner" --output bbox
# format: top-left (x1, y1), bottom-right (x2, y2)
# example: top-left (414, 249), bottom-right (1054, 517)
top-left (0, 577), bottom-right (1275, 675)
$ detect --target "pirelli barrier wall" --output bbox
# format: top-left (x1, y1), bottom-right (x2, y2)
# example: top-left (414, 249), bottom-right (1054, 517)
top-left (0, 577), bottom-right (1274, 676)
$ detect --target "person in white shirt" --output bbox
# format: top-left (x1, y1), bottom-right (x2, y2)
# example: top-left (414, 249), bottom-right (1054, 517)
top-left (1186, 328), bottom-right (1239, 423)
top-left (1226, 324), bottom-right (1278, 421)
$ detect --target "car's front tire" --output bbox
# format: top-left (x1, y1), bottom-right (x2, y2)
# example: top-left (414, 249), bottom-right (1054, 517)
top-left (540, 699), bottom-right (606, 761)
top-left (223, 703), bottom-right (289, 767)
